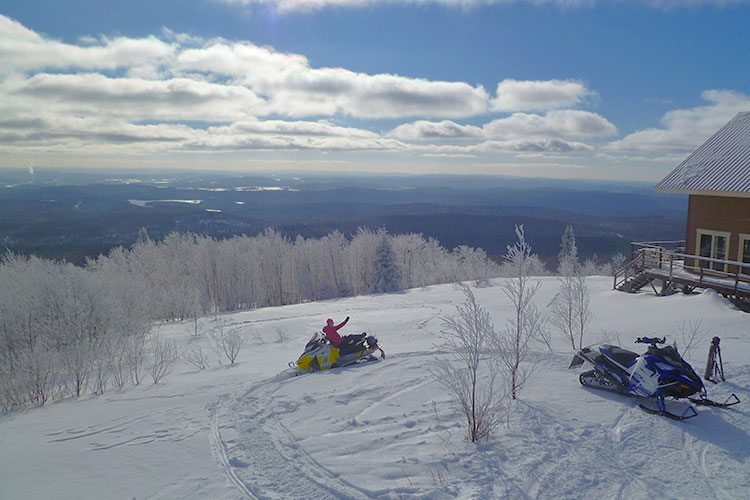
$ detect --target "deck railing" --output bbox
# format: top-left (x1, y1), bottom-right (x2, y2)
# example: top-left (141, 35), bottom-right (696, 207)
top-left (614, 240), bottom-right (750, 297)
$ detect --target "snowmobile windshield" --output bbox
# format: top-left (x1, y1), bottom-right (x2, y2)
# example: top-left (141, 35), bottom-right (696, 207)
top-left (649, 345), bottom-right (702, 385)
top-left (651, 345), bottom-right (683, 366)
top-left (305, 332), bottom-right (324, 347)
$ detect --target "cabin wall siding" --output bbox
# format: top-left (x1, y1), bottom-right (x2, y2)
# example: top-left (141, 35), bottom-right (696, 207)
top-left (686, 195), bottom-right (750, 271)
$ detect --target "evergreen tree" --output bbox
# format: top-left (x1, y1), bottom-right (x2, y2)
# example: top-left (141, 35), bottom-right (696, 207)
top-left (369, 234), bottom-right (401, 293)
top-left (558, 225), bottom-right (579, 276)
top-left (137, 227), bottom-right (151, 245)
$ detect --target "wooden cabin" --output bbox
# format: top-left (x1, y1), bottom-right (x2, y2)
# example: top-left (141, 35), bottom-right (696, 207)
top-left (615, 112), bottom-right (750, 303)
top-left (655, 111), bottom-right (750, 275)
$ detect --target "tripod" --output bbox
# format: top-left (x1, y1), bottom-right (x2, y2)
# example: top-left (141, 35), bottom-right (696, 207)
top-left (704, 336), bottom-right (725, 383)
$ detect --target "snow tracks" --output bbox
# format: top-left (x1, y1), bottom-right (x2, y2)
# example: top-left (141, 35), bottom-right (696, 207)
top-left (209, 371), bottom-right (375, 500)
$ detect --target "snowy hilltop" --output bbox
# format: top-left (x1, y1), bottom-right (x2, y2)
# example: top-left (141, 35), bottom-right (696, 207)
top-left (1, 276), bottom-right (749, 500)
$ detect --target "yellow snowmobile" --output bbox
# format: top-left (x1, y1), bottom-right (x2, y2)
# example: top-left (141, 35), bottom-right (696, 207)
top-left (292, 332), bottom-right (385, 372)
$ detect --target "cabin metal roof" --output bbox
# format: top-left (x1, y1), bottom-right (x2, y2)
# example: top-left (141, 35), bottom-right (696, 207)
top-left (655, 111), bottom-right (750, 197)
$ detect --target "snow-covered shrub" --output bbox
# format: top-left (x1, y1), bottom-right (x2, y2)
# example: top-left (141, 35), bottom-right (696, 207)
top-left (217, 326), bottom-right (247, 365)
top-left (183, 344), bottom-right (210, 370)
top-left (273, 327), bottom-right (290, 344)
top-left (676, 319), bottom-right (706, 359)
top-left (430, 286), bottom-right (506, 442)
top-left (146, 334), bottom-right (181, 384)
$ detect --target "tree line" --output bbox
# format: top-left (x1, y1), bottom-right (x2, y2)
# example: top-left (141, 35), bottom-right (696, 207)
top-left (0, 227), bottom-right (499, 412)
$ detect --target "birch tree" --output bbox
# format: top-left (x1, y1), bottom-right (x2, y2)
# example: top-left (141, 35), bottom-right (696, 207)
top-left (495, 226), bottom-right (548, 399)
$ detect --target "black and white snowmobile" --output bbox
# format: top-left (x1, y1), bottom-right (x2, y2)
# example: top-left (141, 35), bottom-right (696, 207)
top-left (291, 332), bottom-right (385, 373)
top-left (569, 337), bottom-right (739, 420)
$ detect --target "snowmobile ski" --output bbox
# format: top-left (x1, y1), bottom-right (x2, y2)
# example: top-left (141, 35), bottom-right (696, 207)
top-left (638, 402), bottom-right (698, 421)
top-left (688, 393), bottom-right (740, 408)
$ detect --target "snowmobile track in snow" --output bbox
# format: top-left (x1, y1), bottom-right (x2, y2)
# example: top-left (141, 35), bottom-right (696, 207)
top-left (209, 413), bottom-right (260, 500)
top-left (210, 373), bottom-right (376, 500)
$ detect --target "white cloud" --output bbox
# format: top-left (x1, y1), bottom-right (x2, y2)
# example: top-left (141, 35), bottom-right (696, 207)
top-left (0, 114), bottom-right (194, 150)
top-left (388, 120), bottom-right (483, 140)
top-left (184, 122), bottom-right (406, 152)
top-left (0, 14), bottom-right (615, 162)
top-left (406, 136), bottom-right (592, 156)
top-left (3, 73), bottom-right (266, 121)
top-left (484, 110), bottom-right (617, 139)
top-left (606, 90), bottom-right (750, 154)
top-left (390, 110), bottom-right (615, 143)
top-left (490, 79), bottom-right (595, 112)
top-left (478, 138), bottom-right (593, 152)
top-left (0, 104), bottom-right (404, 154)
top-left (177, 41), bottom-right (489, 118)
top-left (228, 120), bottom-right (381, 138)
top-left (0, 16), bottom-right (175, 75)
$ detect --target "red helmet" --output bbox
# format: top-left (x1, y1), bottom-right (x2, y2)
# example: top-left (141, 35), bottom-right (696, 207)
top-left (326, 318), bottom-right (334, 326)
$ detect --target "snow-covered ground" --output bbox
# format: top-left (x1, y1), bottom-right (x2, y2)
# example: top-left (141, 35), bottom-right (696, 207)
top-left (2, 277), bottom-right (749, 500)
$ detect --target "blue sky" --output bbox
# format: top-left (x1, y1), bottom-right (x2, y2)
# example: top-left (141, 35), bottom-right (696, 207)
top-left (1, 0), bottom-right (749, 181)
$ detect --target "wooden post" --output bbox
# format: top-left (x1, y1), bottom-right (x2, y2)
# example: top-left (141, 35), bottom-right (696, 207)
top-left (669, 254), bottom-right (674, 282)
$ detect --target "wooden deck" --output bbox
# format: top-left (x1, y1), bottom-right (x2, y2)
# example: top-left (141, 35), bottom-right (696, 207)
top-left (614, 241), bottom-right (750, 302)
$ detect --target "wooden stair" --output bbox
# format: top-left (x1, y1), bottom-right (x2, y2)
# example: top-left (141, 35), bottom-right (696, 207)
top-left (617, 271), bottom-right (654, 293)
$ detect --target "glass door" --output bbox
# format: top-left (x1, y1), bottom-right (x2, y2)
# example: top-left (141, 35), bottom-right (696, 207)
top-left (740, 234), bottom-right (750, 276)
top-left (697, 230), bottom-right (729, 272)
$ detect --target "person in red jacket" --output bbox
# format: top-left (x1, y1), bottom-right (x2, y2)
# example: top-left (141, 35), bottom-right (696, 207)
top-left (323, 317), bottom-right (366, 355)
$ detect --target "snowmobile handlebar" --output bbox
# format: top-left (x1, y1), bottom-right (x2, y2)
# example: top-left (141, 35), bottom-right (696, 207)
top-left (635, 336), bottom-right (666, 345)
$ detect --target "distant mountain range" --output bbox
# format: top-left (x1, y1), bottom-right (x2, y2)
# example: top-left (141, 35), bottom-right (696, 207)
top-left (0, 168), bottom-right (686, 265)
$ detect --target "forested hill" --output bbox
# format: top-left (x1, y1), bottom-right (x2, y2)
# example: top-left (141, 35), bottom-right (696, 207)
top-left (0, 168), bottom-right (686, 264)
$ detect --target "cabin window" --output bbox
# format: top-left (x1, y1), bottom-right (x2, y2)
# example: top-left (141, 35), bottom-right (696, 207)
top-left (696, 229), bottom-right (730, 272)
top-left (740, 234), bottom-right (750, 276)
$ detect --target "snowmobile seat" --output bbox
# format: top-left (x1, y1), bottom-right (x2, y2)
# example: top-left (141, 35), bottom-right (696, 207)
top-left (601, 345), bottom-right (639, 368)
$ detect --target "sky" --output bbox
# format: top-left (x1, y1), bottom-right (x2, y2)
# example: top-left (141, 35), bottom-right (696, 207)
top-left (1, 0), bottom-right (749, 181)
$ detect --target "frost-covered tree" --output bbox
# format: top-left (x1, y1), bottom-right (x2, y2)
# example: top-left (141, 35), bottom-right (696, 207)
top-left (0, 226), bottom-right (506, 411)
top-left (549, 281), bottom-right (576, 350)
top-left (550, 226), bottom-right (579, 349)
top-left (370, 232), bottom-right (402, 293)
top-left (572, 275), bottom-right (592, 349)
top-left (558, 225), bottom-right (579, 276)
top-left (391, 232), bottom-right (426, 289)
top-left (137, 227), bottom-right (150, 245)
top-left (347, 227), bottom-right (380, 294)
top-left (453, 245), bottom-right (499, 285)
top-left (430, 286), bottom-right (506, 442)
top-left (550, 226), bottom-right (592, 349)
top-left (495, 226), bottom-right (549, 399)
top-left (498, 251), bottom-right (548, 277)
top-left (321, 230), bottom-right (352, 297)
